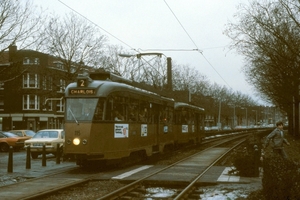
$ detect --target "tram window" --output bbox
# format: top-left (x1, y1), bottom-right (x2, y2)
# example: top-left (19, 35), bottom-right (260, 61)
top-left (138, 108), bottom-right (147, 122)
top-left (112, 95), bottom-right (126, 121)
top-left (94, 100), bottom-right (104, 120)
top-left (66, 98), bottom-right (98, 122)
top-left (182, 109), bottom-right (188, 124)
top-left (66, 100), bottom-right (83, 120)
top-left (128, 106), bottom-right (137, 121)
top-left (151, 103), bottom-right (159, 123)
top-left (160, 107), bottom-right (170, 123)
top-left (139, 101), bottom-right (148, 123)
top-left (128, 99), bottom-right (138, 121)
top-left (114, 110), bottom-right (124, 121)
top-left (190, 112), bottom-right (195, 125)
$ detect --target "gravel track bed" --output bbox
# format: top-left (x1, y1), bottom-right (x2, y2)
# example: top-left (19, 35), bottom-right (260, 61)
top-left (40, 140), bottom-right (258, 200)
top-left (0, 136), bottom-right (262, 199)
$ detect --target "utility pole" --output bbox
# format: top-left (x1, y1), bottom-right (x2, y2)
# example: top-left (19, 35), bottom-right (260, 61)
top-left (217, 101), bottom-right (221, 129)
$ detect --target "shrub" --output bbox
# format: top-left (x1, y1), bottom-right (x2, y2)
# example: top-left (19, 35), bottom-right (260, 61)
top-left (262, 155), bottom-right (300, 199)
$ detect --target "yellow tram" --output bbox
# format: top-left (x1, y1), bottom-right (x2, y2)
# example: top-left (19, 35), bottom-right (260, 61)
top-left (64, 72), bottom-right (205, 166)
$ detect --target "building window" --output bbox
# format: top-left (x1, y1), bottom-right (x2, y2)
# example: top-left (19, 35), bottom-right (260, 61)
top-left (23, 95), bottom-right (40, 110)
top-left (53, 61), bottom-right (64, 70)
top-left (42, 76), bottom-right (47, 90)
top-left (56, 98), bottom-right (64, 112)
top-left (70, 65), bottom-right (76, 73)
top-left (23, 73), bottom-right (39, 88)
top-left (48, 77), bottom-right (53, 90)
top-left (23, 57), bottom-right (40, 65)
top-left (58, 79), bottom-right (66, 93)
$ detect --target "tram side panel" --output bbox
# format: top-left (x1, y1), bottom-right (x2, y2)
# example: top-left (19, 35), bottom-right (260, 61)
top-left (173, 106), bottom-right (205, 146)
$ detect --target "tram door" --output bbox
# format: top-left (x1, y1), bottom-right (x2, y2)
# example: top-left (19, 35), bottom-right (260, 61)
top-left (151, 103), bottom-right (160, 152)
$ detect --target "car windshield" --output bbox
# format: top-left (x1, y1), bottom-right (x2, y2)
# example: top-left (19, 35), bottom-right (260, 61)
top-left (1, 131), bottom-right (18, 138)
top-left (25, 130), bottom-right (35, 136)
top-left (33, 131), bottom-right (58, 139)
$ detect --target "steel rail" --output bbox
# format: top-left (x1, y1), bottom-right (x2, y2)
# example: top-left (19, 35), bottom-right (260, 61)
top-left (173, 139), bottom-right (245, 199)
top-left (96, 134), bottom-right (249, 200)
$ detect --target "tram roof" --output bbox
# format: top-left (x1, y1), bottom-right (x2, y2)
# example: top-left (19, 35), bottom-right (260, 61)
top-left (66, 79), bottom-right (175, 104)
top-left (174, 102), bottom-right (205, 112)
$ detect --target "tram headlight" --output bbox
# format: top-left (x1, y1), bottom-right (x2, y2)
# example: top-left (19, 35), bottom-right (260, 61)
top-left (73, 138), bottom-right (80, 145)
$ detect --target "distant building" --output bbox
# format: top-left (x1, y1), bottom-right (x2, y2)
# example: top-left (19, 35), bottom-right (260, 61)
top-left (0, 45), bottom-right (79, 131)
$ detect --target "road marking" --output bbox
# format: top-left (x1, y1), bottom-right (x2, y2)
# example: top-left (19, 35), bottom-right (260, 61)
top-left (112, 165), bottom-right (153, 179)
top-left (217, 167), bottom-right (240, 182)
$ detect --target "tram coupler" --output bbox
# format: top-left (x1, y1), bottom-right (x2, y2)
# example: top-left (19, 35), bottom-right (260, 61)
top-left (42, 144), bottom-right (46, 166)
top-left (7, 146), bottom-right (13, 173)
top-left (26, 145), bottom-right (31, 169)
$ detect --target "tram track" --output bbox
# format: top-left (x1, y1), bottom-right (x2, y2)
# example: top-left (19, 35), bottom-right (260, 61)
top-left (96, 135), bottom-right (247, 200)
top-left (0, 131), bottom-right (257, 200)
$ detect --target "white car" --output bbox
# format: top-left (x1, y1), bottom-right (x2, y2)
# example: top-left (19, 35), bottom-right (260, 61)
top-left (24, 129), bottom-right (65, 159)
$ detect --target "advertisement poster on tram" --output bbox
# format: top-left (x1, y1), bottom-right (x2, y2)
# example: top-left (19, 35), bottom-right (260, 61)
top-left (182, 125), bottom-right (188, 133)
top-left (114, 124), bottom-right (128, 138)
top-left (141, 124), bottom-right (147, 137)
top-left (164, 125), bottom-right (168, 133)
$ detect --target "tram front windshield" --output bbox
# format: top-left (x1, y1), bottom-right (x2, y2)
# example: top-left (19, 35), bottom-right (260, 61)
top-left (66, 98), bottom-right (104, 122)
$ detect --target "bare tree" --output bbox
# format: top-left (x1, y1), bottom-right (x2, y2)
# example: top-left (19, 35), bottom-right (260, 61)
top-left (224, 0), bottom-right (300, 135)
top-left (0, 0), bottom-right (44, 54)
top-left (40, 12), bottom-right (107, 81)
top-left (0, 0), bottom-right (45, 83)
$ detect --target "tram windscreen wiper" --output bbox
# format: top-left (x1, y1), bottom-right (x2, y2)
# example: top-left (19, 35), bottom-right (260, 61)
top-left (68, 107), bottom-right (79, 125)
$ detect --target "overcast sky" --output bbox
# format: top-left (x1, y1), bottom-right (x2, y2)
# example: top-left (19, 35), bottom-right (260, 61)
top-left (33, 0), bottom-right (265, 104)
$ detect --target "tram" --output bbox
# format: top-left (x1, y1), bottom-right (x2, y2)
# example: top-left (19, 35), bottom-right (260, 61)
top-left (64, 72), bottom-right (205, 166)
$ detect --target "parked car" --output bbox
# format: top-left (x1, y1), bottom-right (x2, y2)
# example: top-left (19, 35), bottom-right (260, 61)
top-left (210, 126), bottom-right (220, 131)
top-left (24, 129), bottom-right (65, 159)
top-left (223, 126), bottom-right (232, 130)
top-left (204, 127), bottom-right (210, 131)
top-left (0, 131), bottom-right (30, 152)
top-left (9, 130), bottom-right (36, 138)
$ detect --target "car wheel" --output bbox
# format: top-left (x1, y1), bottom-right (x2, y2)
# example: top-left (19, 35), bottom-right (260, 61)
top-left (0, 143), bottom-right (9, 152)
top-left (31, 152), bottom-right (39, 159)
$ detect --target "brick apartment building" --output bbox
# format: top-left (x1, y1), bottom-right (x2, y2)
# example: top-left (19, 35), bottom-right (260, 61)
top-left (0, 44), bottom-right (77, 131)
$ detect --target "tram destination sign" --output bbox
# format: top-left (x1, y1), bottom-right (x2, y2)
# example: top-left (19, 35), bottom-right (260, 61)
top-left (69, 89), bottom-right (96, 95)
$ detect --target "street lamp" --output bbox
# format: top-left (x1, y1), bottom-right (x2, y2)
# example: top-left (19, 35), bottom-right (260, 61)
top-left (241, 107), bottom-right (248, 127)
top-left (228, 104), bottom-right (236, 128)
top-left (252, 110), bottom-right (257, 125)
top-left (217, 101), bottom-right (221, 129)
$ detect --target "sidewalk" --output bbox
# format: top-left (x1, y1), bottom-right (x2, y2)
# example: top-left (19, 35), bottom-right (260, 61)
top-left (0, 151), bottom-right (75, 186)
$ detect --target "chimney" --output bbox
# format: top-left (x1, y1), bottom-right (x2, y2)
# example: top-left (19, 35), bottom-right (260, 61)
top-left (167, 57), bottom-right (172, 91)
top-left (9, 43), bottom-right (17, 62)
